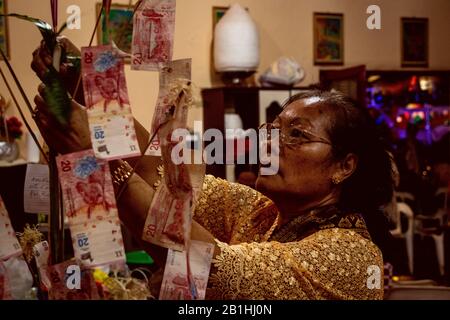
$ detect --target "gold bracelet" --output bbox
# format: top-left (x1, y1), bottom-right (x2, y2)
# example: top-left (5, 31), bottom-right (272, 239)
top-left (111, 160), bottom-right (133, 189)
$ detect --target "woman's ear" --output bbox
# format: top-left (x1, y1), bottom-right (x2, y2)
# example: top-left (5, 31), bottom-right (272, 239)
top-left (331, 153), bottom-right (358, 185)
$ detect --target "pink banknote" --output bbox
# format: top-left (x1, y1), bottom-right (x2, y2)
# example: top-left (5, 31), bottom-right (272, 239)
top-left (145, 58), bottom-right (191, 156)
top-left (81, 45), bottom-right (140, 160)
top-left (159, 240), bottom-right (214, 300)
top-left (131, 0), bottom-right (176, 71)
top-left (0, 195), bottom-right (22, 261)
top-left (47, 260), bottom-right (100, 300)
top-left (142, 182), bottom-right (191, 251)
top-left (0, 261), bottom-right (11, 300)
top-left (143, 83), bottom-right (196, 251)
top-left (57, 150), bottom-right (125, 268)
top-left (33, 241), bottom-right (51, 290)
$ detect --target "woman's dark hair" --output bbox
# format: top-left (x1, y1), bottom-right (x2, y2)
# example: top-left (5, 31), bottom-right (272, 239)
top-left (283, 90), bottom-right (395, 259)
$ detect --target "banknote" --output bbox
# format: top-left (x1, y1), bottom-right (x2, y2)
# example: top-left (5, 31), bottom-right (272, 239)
top-left (142, 182), bottom-right (191, 251)
top-left (159, 240), bottom-right (214, 300)
top-left (131, 0), bottom-right (176, 71)
top-left (145, 58), bottom-right (191, 156)
top-left (143, 79), bottom-right (205, 251)
top-left (159, 88), bottom-right (192, 198)
top-left (57, 150), bottom-right (126, 268)
top-left (0, 195), bottom-right (22, 261)
top-left (142, 165), bottom-right (206, 251)
top-left (81, 45), bottom-right (140, 160)
top-left (0, 261), bottom-right (11, 299)
top-left (47, 260), bottom-right (100, 300)
top-left (33, 241), bottom-right (51, 290)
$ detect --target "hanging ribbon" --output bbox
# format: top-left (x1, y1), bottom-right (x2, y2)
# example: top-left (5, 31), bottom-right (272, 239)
top-left (50, 0), bottom-right (58, 33)
top-left (103, 0), bottom-right (112, 16)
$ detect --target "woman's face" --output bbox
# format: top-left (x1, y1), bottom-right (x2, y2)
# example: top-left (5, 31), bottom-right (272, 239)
top-left (256, 98), bottom-right (339, 204)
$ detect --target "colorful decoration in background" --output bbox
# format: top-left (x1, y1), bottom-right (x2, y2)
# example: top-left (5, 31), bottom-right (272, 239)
top-left (0, 0), bottom-right (9, 60)
top-left (96, 3), bottom-right (134, 55)
top-left (367, 71), bottom-right (450, 144)
top-left (401, 17), bottom-right (428, 67)
top-left (313, 12), bottom-right (343, 65)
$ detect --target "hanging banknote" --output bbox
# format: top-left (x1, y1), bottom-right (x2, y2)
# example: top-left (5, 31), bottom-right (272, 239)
top-left (33, 241), bottom-right (51, 291)
top-left (145, 58), bottom-right (191, 156)
top-left (46, 260), bottom-right (100, 300)
top-left (0, 261), bottom-right (12, 300)
top-left (0, 195), bottom-right (22, 261)
top-left (159, 240), bottom-right (214, 300)
top-left (142, 182), bottom-right (191, 251)
top-left (142, 83), bottom-right (195, 250)
top-left (57, 150), bottom-right (126, 268)
top-left (81, 45), bottom-right (140, 160)
top-left (131, 0), bottom-right (176, 71)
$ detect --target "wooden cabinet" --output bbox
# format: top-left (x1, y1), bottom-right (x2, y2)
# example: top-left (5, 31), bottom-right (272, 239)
top-left (319, 65), bottom-right (367, 107)
top-left (201, 87), bottom-right (310, 180)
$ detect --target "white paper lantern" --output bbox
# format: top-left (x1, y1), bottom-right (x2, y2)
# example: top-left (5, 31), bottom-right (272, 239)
top-left (214, 4), bottom-right (260, 72)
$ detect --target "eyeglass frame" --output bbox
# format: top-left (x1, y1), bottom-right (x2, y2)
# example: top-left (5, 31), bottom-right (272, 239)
top-left (258, 122), bottom-right (332, 147)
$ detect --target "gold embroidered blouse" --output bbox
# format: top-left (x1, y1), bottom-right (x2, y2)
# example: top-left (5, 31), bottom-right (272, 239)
top-left (194, 175), bottom-right (384, 300)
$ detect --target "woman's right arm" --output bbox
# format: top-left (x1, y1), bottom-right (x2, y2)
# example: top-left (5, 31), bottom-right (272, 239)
top-left (32, 38), bottom-right (163, 187)
top-left (113, 166), bottom-right (169, 268)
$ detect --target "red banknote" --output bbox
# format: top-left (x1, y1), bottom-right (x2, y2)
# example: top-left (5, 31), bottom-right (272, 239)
top-left (146, 59), bottom-right (191, 156)
top-left (0, 195), bottom-right (22, 261)
top-left (81, 45), bottom-right (140, 160)
top-left (159, 240), bottom-right (214, 300)
top-left (131, 0), bottom-right (176, 71)
top-left (57, 150), bottom-right (126, 268)
top-left (47, 260), bottom-right (100, 300)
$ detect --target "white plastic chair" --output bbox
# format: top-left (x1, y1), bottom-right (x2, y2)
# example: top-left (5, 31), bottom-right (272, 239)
top-left (414, 187), bottom-right (448, 276)
top-left (395, 192), bottom-right (416, 206)
top-left (390, 202), bottom-right (415, 274)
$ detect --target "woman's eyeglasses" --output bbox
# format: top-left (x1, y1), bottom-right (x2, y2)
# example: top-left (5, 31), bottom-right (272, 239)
top-left (258, 122), bottom-right (332, 147)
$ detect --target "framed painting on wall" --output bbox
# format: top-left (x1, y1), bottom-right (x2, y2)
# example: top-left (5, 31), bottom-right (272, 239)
top-left (313, 12), bottom-right (344, 65)
top-left (0, 0), bottom-right (9, 60)
top-left (401, 17), bottom-right (428, 67)
top-left (212, 6), bottom-right (228, 30)
top-left (96, 3), bottom-right (134, 56)
top-left (212, 6), bottom-right (249, 31)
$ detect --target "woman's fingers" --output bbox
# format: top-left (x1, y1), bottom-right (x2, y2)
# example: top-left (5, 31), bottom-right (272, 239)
top-left (31, 53), bottom-right (49, 80)
top-left (38, 83), bottom-right (46, 96)
top-left (34, 104), bottom-right (80, 154)
top-left (33, 86), bottom-right (92, 154)
top-left (33, 94), bottom-right (50, 116)
top-left (57, 36), bottom-right (81, 56)
top-left (31, 43), bottom-right (52, 80)
top-left (33, 94), bottom-right (66, 133)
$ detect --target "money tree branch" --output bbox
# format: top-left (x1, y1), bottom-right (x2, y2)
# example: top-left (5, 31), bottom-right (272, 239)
top-left (0, 64), bottom-right (48, 163)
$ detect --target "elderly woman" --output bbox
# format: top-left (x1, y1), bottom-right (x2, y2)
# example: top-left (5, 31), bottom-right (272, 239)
top-left (31, 40), bottom-right (393, 300)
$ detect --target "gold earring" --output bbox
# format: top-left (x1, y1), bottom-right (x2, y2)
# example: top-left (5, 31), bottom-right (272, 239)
top-left (332, 176), bottom-right (341, 185)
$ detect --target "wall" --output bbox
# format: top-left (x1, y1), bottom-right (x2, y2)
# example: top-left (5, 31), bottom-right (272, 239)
top-left (1, 0), bottom-right (450, 156)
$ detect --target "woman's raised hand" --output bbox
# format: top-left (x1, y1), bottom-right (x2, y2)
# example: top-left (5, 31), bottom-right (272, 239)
top-left (31, 36), bottom-right (85, 104)
top-left (33, 84), bottom-right (91, 155)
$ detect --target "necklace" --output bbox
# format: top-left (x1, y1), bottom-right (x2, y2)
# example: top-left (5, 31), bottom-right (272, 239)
top-left (269, 205), bottom-right (370, 243)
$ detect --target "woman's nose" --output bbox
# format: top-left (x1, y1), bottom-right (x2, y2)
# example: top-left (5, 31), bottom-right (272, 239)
top-left (259, 130), bottom-right (281, 159)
